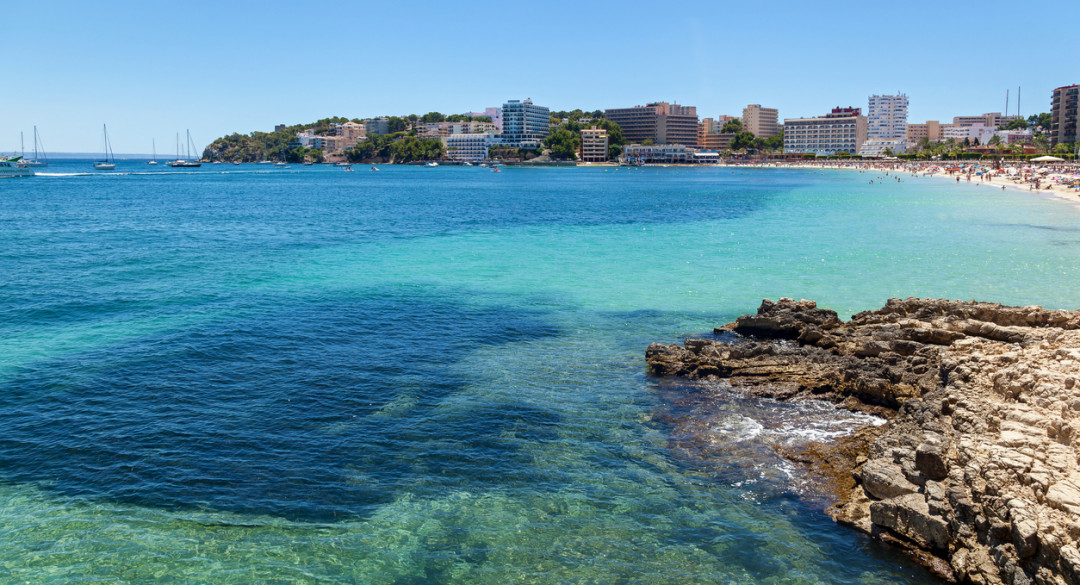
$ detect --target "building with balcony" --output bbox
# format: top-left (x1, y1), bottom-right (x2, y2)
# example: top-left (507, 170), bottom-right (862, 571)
top-left (498, 98), bottom-right (550, 148)
top-left (1051, 84), bottom-right (1079, 147)
top-left (605, 102), bottom-right (699, 146)
top-left (742, 104), bottom-right (779, 138)
top-left (782, 107), bottom-right (868, 155)
top-left (868, 94), bottom-right (908, 140)
top-left (906, 121), bottom-right (945, 144)
top-left (580, 128), bottom-right (609, 162)
top-left (444, 132), bottom-right (496, 162)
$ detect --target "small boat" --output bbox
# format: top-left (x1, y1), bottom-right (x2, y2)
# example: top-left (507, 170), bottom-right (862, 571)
top-left (370, 165), bottom-right (379, 172)
top-left (274, 161), bottom-right (289, 168)
top-left (334, 161), bottom-right (351, 167)
top-left (0, 156), bottom-right (35, 177)
top-left (426, 161), bottom-right (438, 167)
top-left (491, 166), bottom-right (501, 173)
top-left (94, 124), bottom-right (116, 170)
top-left (343, 165), bottom-right (354, 172)
top-left (464, 162), bottom-right (473, 166)
top-left (233, 161), bottom-right (241, 165)
top-left (147, 138), bottom-right (158, 165)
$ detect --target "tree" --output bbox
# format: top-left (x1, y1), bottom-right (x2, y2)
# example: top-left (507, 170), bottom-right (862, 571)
top-left (421, 112), bottom-right (446, 123)
top-left (987, 135), bottom-right (1002, 147)
top-left (721, 119), bottom-right (743, 134)
top-left (765, 134), bottom-right (784, 152)
top-left (1027, 113), bottom-right (1052, 129)
top-left (1003, 118), bottom-right (1029, 130)
top-left (387, 117), bottom-right (408, 133)
top-left (730, 131), bottom-right (756, 151)
top-left (608, 144), bottom-right (623, 159)
top-left (1033, 134), bottom-right (1050, 153)
top-left (883, 148), bottom-right (894, 157)
top-left (542, 129), bottom-right (580, 160)
top-left (641, 138), bottom-right (654, 146)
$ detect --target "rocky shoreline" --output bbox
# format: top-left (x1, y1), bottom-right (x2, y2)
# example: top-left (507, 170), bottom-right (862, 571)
top-left (646, 298), bottom-right (1080, 585)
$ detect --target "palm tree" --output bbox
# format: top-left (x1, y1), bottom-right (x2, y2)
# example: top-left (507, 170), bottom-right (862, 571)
top-left (1033, 134), bottom-right (1050, 154)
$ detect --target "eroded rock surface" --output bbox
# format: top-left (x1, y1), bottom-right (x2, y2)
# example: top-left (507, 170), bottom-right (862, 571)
top-left (647, 298), bottom-right (1080, 585)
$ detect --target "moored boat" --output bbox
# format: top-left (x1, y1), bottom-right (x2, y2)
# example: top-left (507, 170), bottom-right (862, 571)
top-left (94, 124), bottom-right (116, 170)
top-left (0, 156), bottom-right (35, 177)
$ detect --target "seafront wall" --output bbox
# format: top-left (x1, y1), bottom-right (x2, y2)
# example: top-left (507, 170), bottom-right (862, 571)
top-left (647, 298), bottom-right (1080, 584)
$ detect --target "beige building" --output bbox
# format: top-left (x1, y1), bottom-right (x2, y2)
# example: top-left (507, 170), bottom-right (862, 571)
top-left (906, 120), bottom-right (945, 144)
top-left (605, 102), bottom-right (699, 146)
top-left (742, 104), bottom-right (779, 138)
top-left (952, 112), bottom-right (1021, 129)
top-left (1051, 84), bottom-right (1079, 147)
top-left (580, 128), bottom-right (609, 162)
top-left (783, 107), bottom-right (868, 155)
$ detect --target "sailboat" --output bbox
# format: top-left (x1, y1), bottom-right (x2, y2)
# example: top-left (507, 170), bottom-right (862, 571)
top-left (147, 138), bottom-right (158, 165)
top-left (23, 127), bottom-right (48, 167)
top-left (93, 125), bottom-right (116, 170)
top-left (167, 130), bottom-right (201, 167)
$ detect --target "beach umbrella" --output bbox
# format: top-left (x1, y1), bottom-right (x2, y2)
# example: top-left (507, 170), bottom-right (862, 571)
top-left (1031, 155), bottom-right (1065, 162)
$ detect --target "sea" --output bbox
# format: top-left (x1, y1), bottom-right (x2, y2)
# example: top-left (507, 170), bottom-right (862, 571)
top-left (2, 161), bottom-right (1078, 584)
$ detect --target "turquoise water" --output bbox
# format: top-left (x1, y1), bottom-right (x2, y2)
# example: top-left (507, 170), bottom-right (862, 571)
top-left (2, 162), bottom-right (1078, 583)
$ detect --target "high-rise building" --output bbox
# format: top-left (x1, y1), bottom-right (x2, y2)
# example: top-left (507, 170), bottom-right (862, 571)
top-left (783, 107), bottom-right (868, 155)
top-left (742, 104), bottom-right (779, 138)
top-left (499, 98), bottom-right (550, 148)
top-left (604, 102), bottom-right (699, 146)
top-left (1050, 84), bottom-right (1079, 147)
top-left (580, 128), bottom-right (609, 162)
top-left (868, 94), bottom-right (908, 140)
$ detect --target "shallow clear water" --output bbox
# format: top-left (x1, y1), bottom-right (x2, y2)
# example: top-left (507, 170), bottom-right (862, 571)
top-left (3, 162), bottom-right (1078, 583)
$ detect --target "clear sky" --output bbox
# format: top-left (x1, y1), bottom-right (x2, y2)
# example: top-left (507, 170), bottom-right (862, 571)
top-left (3, 0), bottom-right (1074, 154)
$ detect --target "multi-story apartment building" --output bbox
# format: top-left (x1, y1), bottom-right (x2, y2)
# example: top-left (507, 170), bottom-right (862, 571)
top-left (444, 132), bottom-right (496, 161)
top-left (906, 121), bottom-right (945, 144)
top-left (1050, 84), bottom-right (1079, 147)
top-left (783, 107), bottom-right (868, 155)
top-left (952, 113), bottom-right (1021, 129)
top-left (416, 121), bottom-right (497, 139)
top-left (364, 117), bottom-right (390, 136)
top-left (605, 102), bottom-right (699, 146)
top-left (498, 98), bottom-right (550, 148)
top-left (867, 94), bottom-right (908, 140)
top-left (580, 128), bottom-right (609, 162)
top-left (697, 118), bottom-right (736, 150)
top-left (742, 104), bottom-right (779, 138)
top-left (468, 107), bottom-right (504, 133)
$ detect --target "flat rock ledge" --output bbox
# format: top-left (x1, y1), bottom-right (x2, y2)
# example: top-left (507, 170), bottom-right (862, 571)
top-left (646, 298), bottom-right (1080, 585)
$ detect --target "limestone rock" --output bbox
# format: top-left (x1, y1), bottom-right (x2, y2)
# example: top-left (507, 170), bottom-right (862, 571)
top-left (647, 297), bottom-right (1080, 585)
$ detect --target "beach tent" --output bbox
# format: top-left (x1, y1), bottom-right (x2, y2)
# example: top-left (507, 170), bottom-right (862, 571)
top-left (1031, 156), bottom-right (1065, 162)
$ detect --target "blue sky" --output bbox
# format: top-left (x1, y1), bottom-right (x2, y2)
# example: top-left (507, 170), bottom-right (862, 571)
top-left (2, 0), bottom-right (1073, 153)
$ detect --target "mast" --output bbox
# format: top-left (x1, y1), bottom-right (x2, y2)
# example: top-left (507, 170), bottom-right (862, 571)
top-left (21, 131), bottom-right (24, 158)
top-left (33, 127), bottom-right (37, 161)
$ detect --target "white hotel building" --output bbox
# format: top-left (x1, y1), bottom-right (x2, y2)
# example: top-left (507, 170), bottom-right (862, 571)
top-left (443, 132), bottom-right (497, 161)
top-left (783, 107), bottom-right (868, 155)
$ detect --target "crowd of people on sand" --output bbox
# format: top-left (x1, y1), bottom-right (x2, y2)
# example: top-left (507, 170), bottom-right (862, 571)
top-left (722, 159), bottom-right (1080, 200)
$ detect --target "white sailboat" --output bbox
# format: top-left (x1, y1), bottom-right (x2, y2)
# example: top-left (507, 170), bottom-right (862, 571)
top-left (93, 125), bottom-right (116, 170)
top-left (23, 127), bottom-right (48, 167)
top-left (147, 138), bottom-right (158, 165)
top-left (167, 130), bottom-right (201, 167)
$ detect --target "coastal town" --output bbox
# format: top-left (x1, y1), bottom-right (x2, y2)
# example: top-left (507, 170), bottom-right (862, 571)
top-left (197, 86), bottom-right (1079, 167)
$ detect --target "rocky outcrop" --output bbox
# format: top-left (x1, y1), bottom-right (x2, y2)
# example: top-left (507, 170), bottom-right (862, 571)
top-left (647, 298), bottom-right (1080, 585)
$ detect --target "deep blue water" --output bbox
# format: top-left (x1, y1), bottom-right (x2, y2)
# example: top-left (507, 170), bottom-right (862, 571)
top-left (5, 161), bottom-right (1077, 583)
